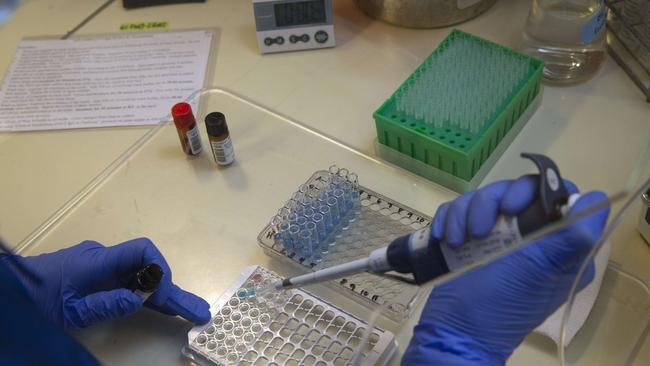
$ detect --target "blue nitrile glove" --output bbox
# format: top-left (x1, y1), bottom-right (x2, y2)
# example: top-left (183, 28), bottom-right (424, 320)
top-left (0, 257), bottom-right (100, 366)
top-left (6, 238), bottom-right (211, 330)
top-left (402, 176), bottom-right (609, 366)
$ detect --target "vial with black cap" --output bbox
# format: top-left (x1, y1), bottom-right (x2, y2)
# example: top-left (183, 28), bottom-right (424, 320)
top-left (205, 112), bottom-right (235, 166)
top-left (129, 263), bottom-right (163, 302)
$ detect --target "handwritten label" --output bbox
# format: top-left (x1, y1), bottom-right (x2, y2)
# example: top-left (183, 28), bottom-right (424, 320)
top-left (120, 21), bottom-right (169, 32)
top-left (581, 2), bottom-right (605, 45)
top-left (440, 216), bottom-right (522, 271)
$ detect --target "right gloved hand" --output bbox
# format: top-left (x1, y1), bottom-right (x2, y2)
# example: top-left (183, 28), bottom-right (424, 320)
top-left (4, 238), bottom-right (211, 330)
top-left (402, 176), bottom-right (609, 366)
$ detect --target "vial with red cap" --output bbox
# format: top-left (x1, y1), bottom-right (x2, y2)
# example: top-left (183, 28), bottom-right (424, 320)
top-left (171, 102), bottom-right (202, 156)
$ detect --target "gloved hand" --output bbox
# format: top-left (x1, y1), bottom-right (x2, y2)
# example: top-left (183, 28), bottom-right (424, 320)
top-left (5, 238), bottom-right (211, 330)
top-left (402, 176), bottom-right (609, 366)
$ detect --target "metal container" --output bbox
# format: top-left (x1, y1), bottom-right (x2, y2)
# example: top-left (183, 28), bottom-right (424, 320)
top-left (606, 0), bottom-right (650, 102)
top-left (354, 0), bottom-right (498, 29)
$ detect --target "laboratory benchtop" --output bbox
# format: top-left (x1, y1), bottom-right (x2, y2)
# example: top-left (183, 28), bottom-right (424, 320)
top-left (1, 0), bottom-right (650, 365)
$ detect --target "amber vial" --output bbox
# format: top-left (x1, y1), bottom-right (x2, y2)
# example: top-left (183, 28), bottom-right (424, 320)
top-left (205, 112), bottom-right (235, 166)
top-left (171, 102), bottom-right (202, 156)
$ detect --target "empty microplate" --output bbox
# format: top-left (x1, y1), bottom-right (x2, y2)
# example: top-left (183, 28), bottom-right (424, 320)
top-left (183, 266), bottom-right (397, 366)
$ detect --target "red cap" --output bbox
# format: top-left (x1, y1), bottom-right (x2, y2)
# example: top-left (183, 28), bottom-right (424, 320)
top-left (171, 102), bottom-right (196, 128)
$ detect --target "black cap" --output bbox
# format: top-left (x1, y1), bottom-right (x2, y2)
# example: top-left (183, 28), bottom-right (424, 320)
top-left (136, 263), bottom-right (163, 292)
top-left (205, 112), bottom-right (229, 136)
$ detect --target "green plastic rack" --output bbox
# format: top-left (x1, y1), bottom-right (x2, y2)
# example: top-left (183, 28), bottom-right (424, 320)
top-left (374, 29), bottom-right (544, 192)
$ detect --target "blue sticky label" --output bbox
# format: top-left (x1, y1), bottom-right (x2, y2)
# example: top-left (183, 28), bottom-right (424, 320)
top-left (581, 2), bottom-right (605, 45)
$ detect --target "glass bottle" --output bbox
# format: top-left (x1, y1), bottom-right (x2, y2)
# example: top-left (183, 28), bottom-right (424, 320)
top-left (522, 0), bottom-right (607, 84)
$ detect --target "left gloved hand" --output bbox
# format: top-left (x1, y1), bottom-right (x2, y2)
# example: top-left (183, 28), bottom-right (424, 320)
top-left (6, 238), bottom-right (210, 330)
top-left (402, 176), bottom-right (609, 366)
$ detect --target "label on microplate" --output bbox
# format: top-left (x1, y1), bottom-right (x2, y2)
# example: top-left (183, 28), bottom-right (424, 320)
top-left (581, 1), bottom-right (606, 45)
top-left (440, 216), bottom-right (522, 271)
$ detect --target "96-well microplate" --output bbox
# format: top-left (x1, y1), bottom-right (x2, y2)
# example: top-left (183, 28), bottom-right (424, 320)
top-left (183, 266), bottom-right (396, 366)
top-left (258, 170), bottom-right (431, 321)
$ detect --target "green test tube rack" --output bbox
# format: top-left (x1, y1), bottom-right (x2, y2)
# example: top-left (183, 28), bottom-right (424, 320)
top-left (374, 29), bottom-right (544, 193)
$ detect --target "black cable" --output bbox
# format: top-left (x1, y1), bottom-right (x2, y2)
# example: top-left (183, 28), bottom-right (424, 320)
top-left (61, 0), bottom-right (117, 40)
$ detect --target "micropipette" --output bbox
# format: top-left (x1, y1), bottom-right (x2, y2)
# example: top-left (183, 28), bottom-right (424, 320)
top-left (265, 153), bottom-right (614, 292)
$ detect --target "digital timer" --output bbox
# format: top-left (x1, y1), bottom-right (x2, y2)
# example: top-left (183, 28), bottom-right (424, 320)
top-left (253, 0), bottom-right (335, 54)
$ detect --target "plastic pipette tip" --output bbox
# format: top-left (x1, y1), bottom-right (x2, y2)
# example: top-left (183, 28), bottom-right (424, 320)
top-left (374, 30), bottom-right (544, 183)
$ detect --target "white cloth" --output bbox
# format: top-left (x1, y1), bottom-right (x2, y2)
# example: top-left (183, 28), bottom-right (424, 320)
top-left (533, 241), bottom-right (611, 346)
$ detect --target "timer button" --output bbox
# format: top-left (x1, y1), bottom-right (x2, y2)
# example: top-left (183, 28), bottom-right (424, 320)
top-left (314, 30), bottom-right (328, 44)
top-left (275, 36), bottom-right (285, 45)
top-left (290, 35), bottom-right (299, 44)
top-left (300, 34), bottom-right (310, 42)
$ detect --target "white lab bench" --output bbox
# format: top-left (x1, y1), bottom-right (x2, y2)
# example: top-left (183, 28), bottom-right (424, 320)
top-left (1, 0), bottom-right (650, 365)
top-left (0, 0), bottom-right (153, 247)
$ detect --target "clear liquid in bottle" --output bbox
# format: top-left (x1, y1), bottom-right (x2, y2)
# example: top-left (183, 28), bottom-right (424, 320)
top-left (522, 0), bottom-right (606, 84)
